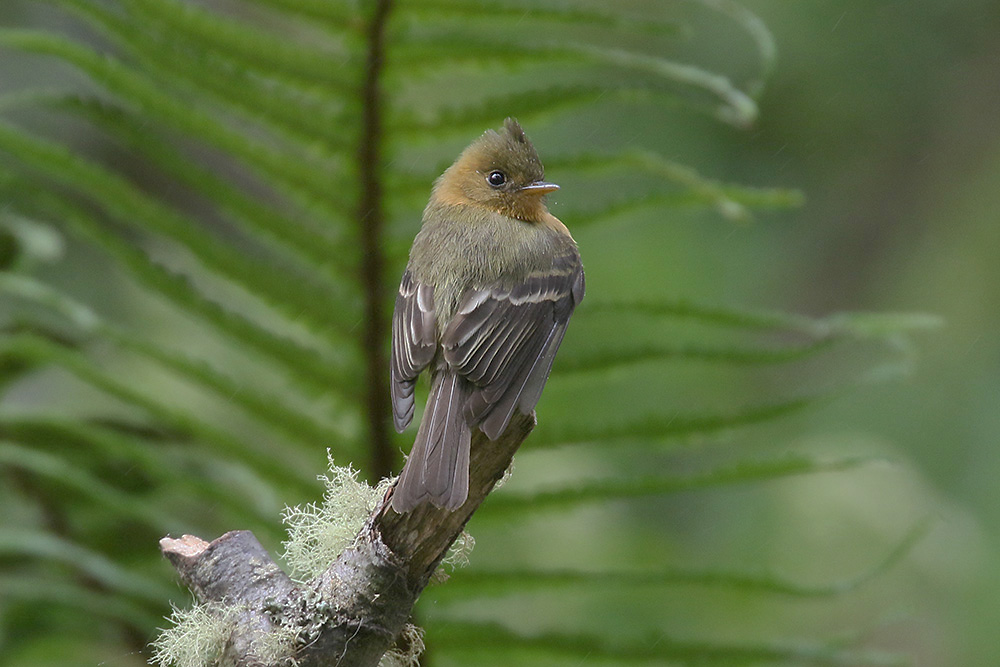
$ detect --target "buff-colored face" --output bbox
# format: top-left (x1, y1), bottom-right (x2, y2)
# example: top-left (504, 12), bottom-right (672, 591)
top-left (433, 118), bottom-right (559, 223)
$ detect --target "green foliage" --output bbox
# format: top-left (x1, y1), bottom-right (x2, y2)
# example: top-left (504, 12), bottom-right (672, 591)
top-left (429, 620), bottom-right (907, 666)
top-left (0, 0), bottom-right (925, 665)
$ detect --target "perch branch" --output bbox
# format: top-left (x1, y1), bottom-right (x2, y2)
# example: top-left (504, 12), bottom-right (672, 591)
top-left (159, 412), bottom-right (535, 667)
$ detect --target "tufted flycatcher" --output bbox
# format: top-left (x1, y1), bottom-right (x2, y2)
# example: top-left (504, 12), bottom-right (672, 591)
top-left (390, 118), bottom-right (584, 512)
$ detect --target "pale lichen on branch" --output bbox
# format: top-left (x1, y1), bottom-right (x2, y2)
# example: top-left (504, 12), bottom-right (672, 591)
top-left (154, 412), bottom-right (534, 667)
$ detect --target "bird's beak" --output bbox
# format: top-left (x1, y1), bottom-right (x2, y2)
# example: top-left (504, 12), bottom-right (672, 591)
top-left (520, 181), bottom-right (560, 195)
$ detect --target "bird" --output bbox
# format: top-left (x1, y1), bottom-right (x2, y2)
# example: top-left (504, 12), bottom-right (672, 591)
top-left (389, 117), bottom-right (585, 513)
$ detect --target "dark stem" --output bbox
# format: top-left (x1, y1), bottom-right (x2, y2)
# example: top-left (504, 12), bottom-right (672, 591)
top-left (358, 0), bottom-right (395, 482)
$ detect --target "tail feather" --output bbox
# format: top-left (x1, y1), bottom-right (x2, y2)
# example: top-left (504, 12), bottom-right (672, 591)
top-left (392, 372), bottom-right (472, 512)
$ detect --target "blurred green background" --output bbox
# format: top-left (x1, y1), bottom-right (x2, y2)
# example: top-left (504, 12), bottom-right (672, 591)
top-left (711, 1), bottom-right (1000, 663)
top-left (1, 0), bottom-right (998, 665)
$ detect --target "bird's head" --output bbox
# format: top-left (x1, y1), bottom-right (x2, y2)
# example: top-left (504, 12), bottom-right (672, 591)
top-left (432, 118), bottom-right (559, 223)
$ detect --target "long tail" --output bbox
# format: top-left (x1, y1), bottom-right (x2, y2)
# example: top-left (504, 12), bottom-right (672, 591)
top-left (391, 372), bottom-right (472, 512)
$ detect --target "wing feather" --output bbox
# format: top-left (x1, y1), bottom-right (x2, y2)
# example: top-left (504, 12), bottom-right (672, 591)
top-left (442, 256), bottom-right (584, 440)
top-left (390, 271), bottom-right (437, 432)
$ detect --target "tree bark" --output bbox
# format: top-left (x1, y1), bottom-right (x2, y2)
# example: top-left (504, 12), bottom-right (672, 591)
top-left (160, 411), bottom-right (535, 667)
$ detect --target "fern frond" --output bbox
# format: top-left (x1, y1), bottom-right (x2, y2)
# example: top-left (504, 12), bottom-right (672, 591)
top-left (3, 268), bottom-right (358, 448)
top-left (0, 211), bottom-right (63, 269)
top-left (391, 85), bottom-right (626, 136)
top-left (0, 272), bottom-right (99, 332)
top-left (0, 30), bottom-right (347, 211)
top-left (53, 0), bottom-right (355, 151)
top-left (400, 0), bottom-right (683, 36)
top-left (578, 298), bottom-right (833, 335)
top-left (113, 334), bottom-right (359, 452)
top-left (0, 415), bottom-right (280, 524)
top-left (556, 338), bottom-right (836, 374)
top-left (0, 529), bottom-right (173, 603)
top-left (429, 520), bottom-right (931, 601)
top-left (481, 456), bottom-right (872, 517)
top-left (391, 35), bottom-right (756, 126)
top-left (122, 0), bottom-right (355, 87)
top-left (530, 394), bottom-right (827, 447)
top-left (37, 94), bottom-right (358, 284)
top-left (0, 441), bottom-right (184, 531)
top-left (0, 333), bottom-right (308, 485)
top-left (696, 0), bottom-right (777, 95)
top-left (238, 0), bottom-right (359, 26)
top-left (0, 122), bottom-right (355, 346)
top-left (432, 621), bottom-right (906, 665)
top-left (430, 568), bottom-right (844, 601)
top-left (552, 150), bottom-right (804, 221)
top-left (0, 575), bottom-right (162, 628)
top-left (564, 44), bottom-right (758, 127)
top-left (1, 182), bottom-right (351, 394)
top-left (580, 299), bottom-right (940, 344)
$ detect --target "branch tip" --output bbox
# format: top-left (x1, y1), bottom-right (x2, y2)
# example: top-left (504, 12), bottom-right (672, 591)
top-left (160, 534), bottom-right (209, 558)
top-left (158, 413), bottom-right (535, 666)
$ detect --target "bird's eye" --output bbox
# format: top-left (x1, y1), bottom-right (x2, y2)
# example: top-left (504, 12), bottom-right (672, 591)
top-left (486, 170), bottom-right (507, 188)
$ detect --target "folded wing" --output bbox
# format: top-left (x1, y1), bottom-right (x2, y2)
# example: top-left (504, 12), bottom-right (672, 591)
top-left (389, 270), bottom-right (438, 432)
top-left (443, 253), bottom-right (584, 439)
